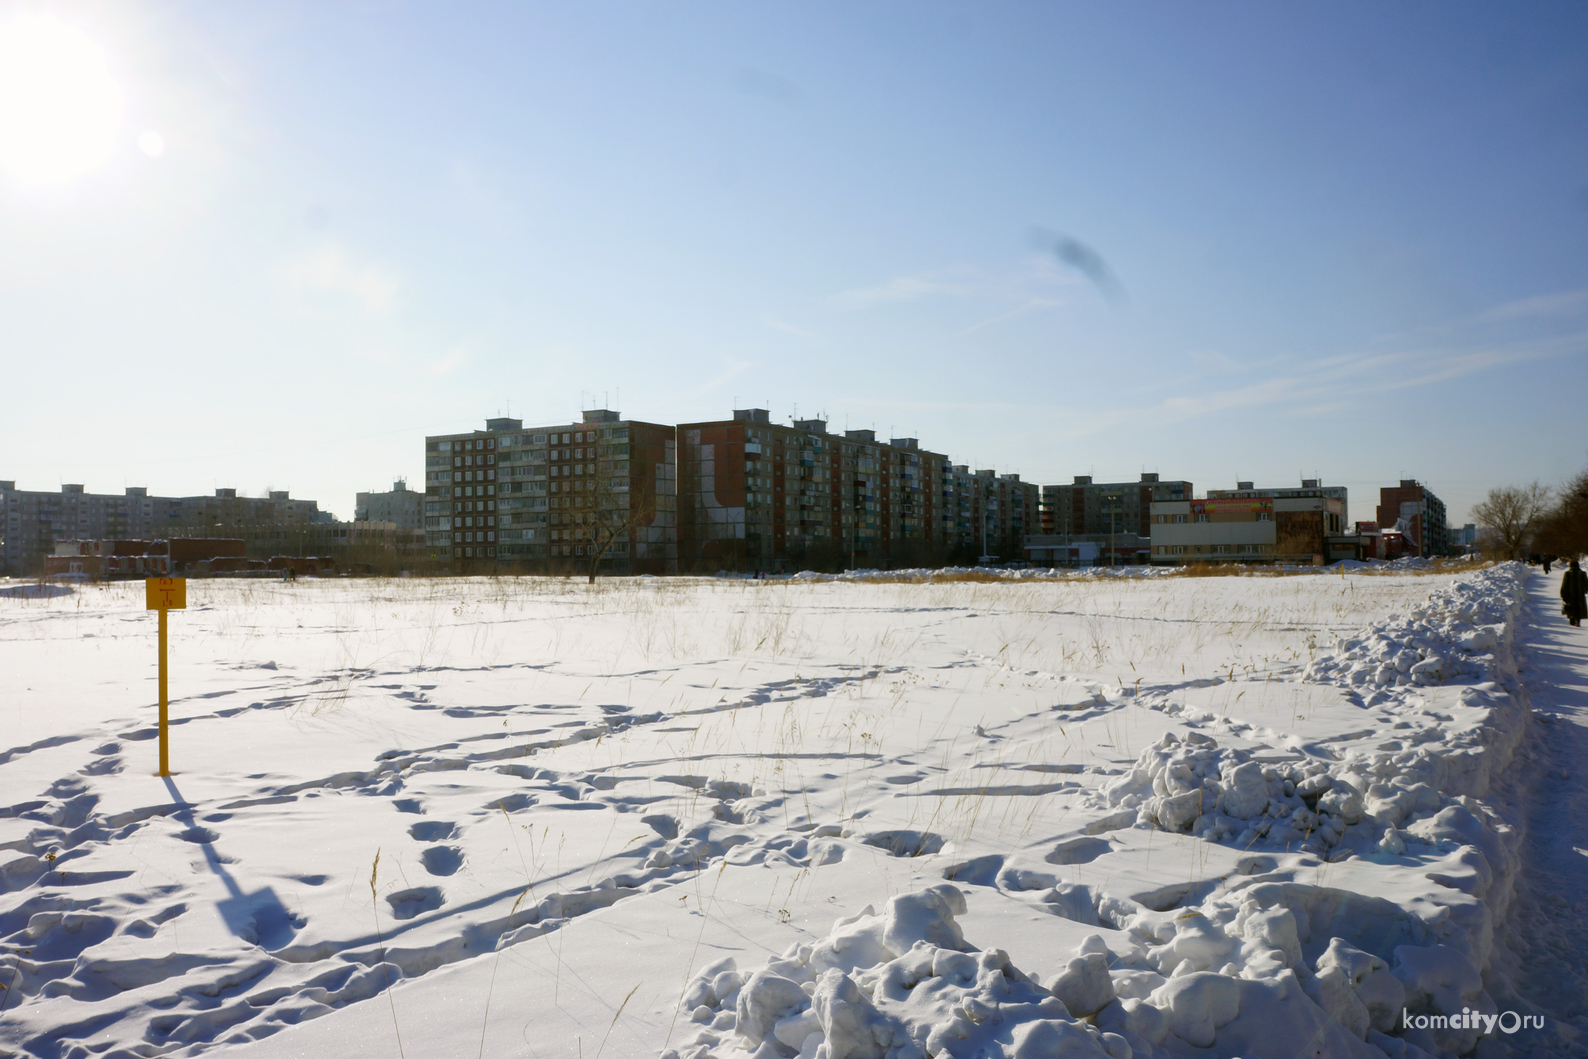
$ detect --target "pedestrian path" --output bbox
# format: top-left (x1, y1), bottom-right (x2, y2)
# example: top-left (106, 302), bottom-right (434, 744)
top-left (1505, 566), bottom-right (1588, 1052)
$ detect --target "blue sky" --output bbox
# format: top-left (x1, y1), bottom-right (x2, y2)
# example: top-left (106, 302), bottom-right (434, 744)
top-left (2, 1), bottom-right (1585, 524)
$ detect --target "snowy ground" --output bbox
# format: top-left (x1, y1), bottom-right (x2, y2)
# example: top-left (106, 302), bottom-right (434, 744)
top-left (0, 564), bottom-right (1579, 1058)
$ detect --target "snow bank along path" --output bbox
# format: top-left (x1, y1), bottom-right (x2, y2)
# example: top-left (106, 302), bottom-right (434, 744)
top-left (670, 563), bottom-right (1557, 1059)
top-left (0, 564), bottom-right (1563, 1058)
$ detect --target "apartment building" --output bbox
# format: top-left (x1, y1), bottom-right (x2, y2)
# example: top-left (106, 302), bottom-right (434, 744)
top-left (1040, 473), bottom-right (1192, 538)
top-left (675, 410), bottom-right (948, 572)
top-left (1032, 472), bottom-right (1185, 565)
top-left (941, 466), bottom-right (1039, 562)
top-left (424, 411), bottom-right (677, 573)
top-left (1375, 480), bottom-right (1448, 559)
top-left (1, 480), bottom-right (328, 576)
top-left (1150, 482), bottom-right (1346, 565)
top-left (355, 479), bottom-right (423, 530)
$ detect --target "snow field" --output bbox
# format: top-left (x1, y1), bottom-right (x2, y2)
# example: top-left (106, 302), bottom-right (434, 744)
top-left (0, 565), bottom-right (1550, 1058)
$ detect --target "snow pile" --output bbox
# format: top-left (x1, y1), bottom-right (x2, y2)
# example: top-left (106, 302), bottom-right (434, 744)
top-left (1303, 563), bottom-right (1522, 689)
top-left (1099, 564), bottom-right (1528, 851)
top-left (665, 884), bottom-right (1394, 1059)
top-left (1038, 563), bottom-right (1534, 1056)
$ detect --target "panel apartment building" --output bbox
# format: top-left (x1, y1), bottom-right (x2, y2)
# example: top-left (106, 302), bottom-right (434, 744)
top-left (1149, 480), bottom-right (1348, 565)
top-left (1, 480), bottom-right (328, 576)
top-left (941, 465), bottom-right (1039, 563)
top-left (1040, 474), bottom-right (1192, 537)
top-left (676, 410), bottom-right (949, 572)
top-left (355, 480), bottom-right (423, 529)
top-left (423, 411), bottom-right (677, 573)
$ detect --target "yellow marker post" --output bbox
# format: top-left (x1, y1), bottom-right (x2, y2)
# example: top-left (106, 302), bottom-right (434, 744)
top-left (145, 577), bottom-right (187, 776)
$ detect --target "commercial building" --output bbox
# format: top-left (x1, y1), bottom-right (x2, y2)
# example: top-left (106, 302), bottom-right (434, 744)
top-left (1040, 474), bottom-right (1192, 538)
top-left (1, 480), bottom-right (330, 577)
top-left (942, 466), bottom-right (1039, 563)
top-left (676, 410), bottom-right (949, 572)
top-left (424, 411), bottom-right (677, 573)
top-left (1209, 479), bottom-right (1349, 528)
top-left (1150, 482), bottom-right (1348, 565)
top-left (355, 480), bottom-right (423, 530)
top-left (1375, 480), bottom-right (1449, 559)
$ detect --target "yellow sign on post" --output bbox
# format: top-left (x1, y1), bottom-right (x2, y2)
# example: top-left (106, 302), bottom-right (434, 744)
top-left (146, 578), bottom-right (187, 776)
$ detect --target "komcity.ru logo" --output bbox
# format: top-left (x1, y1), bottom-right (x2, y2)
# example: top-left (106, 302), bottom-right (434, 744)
top-left (1403, 1009), bottom-right (1544, 1034)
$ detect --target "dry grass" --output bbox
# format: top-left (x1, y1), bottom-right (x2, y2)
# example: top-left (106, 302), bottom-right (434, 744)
top-left (1169, 558), bottom-right (1496, 579)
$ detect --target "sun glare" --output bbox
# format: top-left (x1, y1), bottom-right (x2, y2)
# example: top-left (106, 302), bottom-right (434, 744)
top-left (0, 15), bottom-right (123, 184)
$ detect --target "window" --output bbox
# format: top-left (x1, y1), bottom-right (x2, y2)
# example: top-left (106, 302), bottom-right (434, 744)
top-left (1174, 514), bottom-right (1186, 523)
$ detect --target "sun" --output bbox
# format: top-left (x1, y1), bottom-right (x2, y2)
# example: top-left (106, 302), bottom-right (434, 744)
top-left (0, 15), bottom-right (123, 184)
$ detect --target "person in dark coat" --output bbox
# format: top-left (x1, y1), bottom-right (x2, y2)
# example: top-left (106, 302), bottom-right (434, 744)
top-left (1543, 556), bottom-right (1553, 574)
top-left (1564, 559), bottom-right (1588, 627)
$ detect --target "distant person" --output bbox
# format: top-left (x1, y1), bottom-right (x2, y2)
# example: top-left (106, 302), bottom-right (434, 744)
top-left (1564, 560), bottom-right (1588, 628)
top-left (1544, 556), bottom-right (1553, 574)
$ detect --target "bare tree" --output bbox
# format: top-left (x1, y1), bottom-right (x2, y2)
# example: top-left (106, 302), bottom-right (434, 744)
top-left (1470, 481), bottom-right (1552, 560)
top-left (567, 473), bottom-right (658, 583)
top-left (1535, 468), bottom-right (1588, 559)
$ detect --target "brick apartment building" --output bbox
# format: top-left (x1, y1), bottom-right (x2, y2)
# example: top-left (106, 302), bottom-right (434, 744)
top-left (424, 411), bottom-right (677, 573)
top-left (1, 480), bottom-right (329, 576)
top-left (1375, 480), bottom-right (1448, 559)
top-left (675, 410), bottom-right (949, 572)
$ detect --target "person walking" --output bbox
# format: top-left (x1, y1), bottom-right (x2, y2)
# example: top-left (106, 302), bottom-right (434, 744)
top-left (1564, 559), bottom-right (1588, 628)
top-left (1543, 556), bottom-right (1553, 574)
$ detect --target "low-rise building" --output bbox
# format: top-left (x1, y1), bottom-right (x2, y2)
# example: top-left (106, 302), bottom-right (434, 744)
top-left (1150, 483), bottom-right (1347, 565)
top-left (1207, 479), bottom-right (1349, 528)
top-left (1024, 533), bottom-right (1150, 566)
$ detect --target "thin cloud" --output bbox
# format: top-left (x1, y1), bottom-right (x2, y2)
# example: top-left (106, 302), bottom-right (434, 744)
top-left (831, 274), bottom-right (976, 309)
top-left (1474, 288), bottom-right (1588, 324)
top-left (951, 298), bottom-right (1061, 338)
top-left (1371, 287), bottom-right (1588, 345)
top-left (825, 329), bottom-right (1577, 430)
top-left (279, 243), bottom-right (398, 315)
top-left (831, 258), bottom-right (1075, 312)
top-left (425, 348), bottom-right (467, 377)
top-left (766, 317), bottom-right (818, 339)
